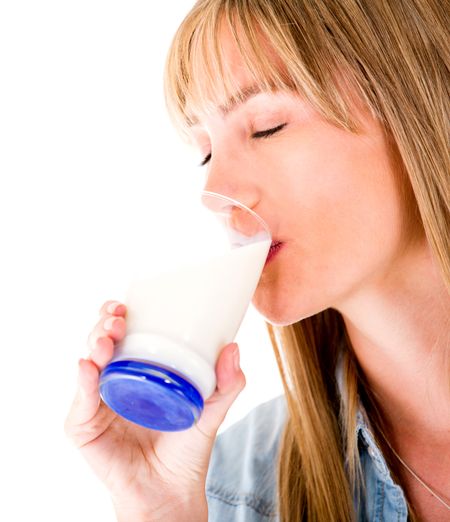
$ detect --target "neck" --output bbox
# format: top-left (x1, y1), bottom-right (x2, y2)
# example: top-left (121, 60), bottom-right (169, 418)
top-left (334, 238), bottom-right (450, 446)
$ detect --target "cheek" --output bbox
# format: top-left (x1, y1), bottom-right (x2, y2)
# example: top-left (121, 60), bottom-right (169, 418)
top-left (304, 129), bottom-right (405, 280)
top-left (254, 123), bottom-right (406, 323)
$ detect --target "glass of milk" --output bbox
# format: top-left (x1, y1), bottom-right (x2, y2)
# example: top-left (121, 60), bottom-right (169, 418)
top-left (99, 190), bottom-right (272, 432)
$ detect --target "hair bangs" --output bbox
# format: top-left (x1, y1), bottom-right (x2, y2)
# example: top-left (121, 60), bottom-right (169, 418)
top-left (164, 2), bottom-right (294, 139)
top-left (164, 0), bottom-right (361, 141)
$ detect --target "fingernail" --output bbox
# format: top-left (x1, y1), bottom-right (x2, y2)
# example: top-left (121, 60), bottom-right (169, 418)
top-left (232, 345), bottom-right (240, 372)
top-left (104, 316), bottom-right (117, 331)
top-left (107, 302), bottom-right (118, 314)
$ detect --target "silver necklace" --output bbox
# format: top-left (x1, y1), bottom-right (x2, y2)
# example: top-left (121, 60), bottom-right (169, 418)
top-left (384, 438), bottom-right (450, 511)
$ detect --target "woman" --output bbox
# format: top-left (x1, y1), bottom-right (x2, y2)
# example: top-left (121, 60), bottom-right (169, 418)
top-left (64, 1), bottom-right (449, 520)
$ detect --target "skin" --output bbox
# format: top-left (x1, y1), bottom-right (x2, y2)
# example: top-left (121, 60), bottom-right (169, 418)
top-left (66, 298), bottom-right (244, 522)
top-left (189, 25), bottom-right (450, 521)
top-left (65, 20), bottom-right (449, 522)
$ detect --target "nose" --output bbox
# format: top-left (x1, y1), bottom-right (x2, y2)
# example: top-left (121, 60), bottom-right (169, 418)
top-left (200, 143), bottom-right (269, 239)
top-left (200, 192), bottom-right (270, 244)
top-left (201, 153), bottom-right (259, 217)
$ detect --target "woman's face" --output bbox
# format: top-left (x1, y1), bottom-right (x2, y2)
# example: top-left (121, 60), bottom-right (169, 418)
top-left (189, 28), bottom-right (420, 326)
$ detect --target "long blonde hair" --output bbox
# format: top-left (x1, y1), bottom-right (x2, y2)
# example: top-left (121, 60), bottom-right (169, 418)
top-left (163, 1), bottom-right (450, 520)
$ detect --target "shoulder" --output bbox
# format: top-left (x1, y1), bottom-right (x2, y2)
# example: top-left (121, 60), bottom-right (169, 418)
top-left (206, 394), bottom-right (287, 521)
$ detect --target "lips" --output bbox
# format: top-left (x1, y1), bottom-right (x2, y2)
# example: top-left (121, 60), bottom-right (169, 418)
top-left (265, 240), bottom-right (284, 266)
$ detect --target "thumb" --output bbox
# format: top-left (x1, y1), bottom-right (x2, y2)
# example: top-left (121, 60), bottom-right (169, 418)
top-left (195, 342), bottom-right (246, 437)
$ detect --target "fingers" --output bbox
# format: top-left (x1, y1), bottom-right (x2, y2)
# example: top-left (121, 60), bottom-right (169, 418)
top-left (64, 300), bottom-right (126, 444)
top-left (87, 316), bottom-right (126, 361)
top-left (66, 357), bottom-right (102, 429)
top-left (87, 300), bottom-right (127, 371)
top-left (87, 301), bottom-right (127, 355)
top-left (87, 334), bottom-right (116, 371)
top-left (214, 342), bottom-right (246, 397)
top-left (195, 343), bottom-right (246, 438)
top-left (99, 300), bottom-right (127, 317)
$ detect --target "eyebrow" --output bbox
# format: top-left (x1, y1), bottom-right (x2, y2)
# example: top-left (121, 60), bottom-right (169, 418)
top-left (188, 84), bottom-right (264, 127)
top-left (219, 84), bottom-right (263, 115)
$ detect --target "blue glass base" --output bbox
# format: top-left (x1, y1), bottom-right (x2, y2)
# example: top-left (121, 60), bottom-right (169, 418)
top-left (99, 360), bottom-right (204, 432)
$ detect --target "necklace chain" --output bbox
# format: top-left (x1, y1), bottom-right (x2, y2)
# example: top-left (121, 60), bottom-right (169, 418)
top-left (383, 437), bottom-right (450, 511)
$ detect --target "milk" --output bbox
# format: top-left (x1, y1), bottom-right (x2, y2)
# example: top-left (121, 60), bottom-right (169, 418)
top-left (111, 238), bottom-right (271, 399)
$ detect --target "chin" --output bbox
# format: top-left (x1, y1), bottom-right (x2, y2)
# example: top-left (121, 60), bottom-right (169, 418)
top-left (251, 282), bottom-right (331, 326)
top-left (251, 293), bottom-right (311, 326)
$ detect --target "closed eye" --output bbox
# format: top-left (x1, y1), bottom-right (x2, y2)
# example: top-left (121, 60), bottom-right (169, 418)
top-left (199, 153), bottom-right (211, 167)
top-left (198, 123), bottom-right (287, 167)
top-left (252, 123), bottom-right (287, 139)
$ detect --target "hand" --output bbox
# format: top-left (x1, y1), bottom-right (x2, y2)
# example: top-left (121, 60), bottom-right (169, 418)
top-left (64, 300), bottom-right (246, 520)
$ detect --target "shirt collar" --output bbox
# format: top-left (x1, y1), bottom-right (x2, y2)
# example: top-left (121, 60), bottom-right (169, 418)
top-left (335, 347), bottom-right (397, 482)
top-left (335, 345), bottom-right (373, 431)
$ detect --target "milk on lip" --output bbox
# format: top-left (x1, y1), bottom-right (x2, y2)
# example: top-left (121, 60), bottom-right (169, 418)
top-left (111, 238), bottom-right (271, 399)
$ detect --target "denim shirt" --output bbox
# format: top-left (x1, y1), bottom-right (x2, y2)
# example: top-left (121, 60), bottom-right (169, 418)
top-left (205, 359), bottom-right (409, 521)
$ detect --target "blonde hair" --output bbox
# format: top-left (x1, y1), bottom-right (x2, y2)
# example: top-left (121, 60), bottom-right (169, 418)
top-left (164, 1), bottom-right (450, 520)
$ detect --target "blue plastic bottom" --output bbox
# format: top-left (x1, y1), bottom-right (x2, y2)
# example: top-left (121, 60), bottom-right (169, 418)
top-left (99, 360), bottom-right (204, 432)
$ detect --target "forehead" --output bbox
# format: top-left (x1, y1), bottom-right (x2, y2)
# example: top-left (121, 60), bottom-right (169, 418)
top-left (217, 23), bottom-right (262, 84)
top-left (187, 84), bottom-right (263, 127)
top-left (184, 19), bottom-right (291, 126)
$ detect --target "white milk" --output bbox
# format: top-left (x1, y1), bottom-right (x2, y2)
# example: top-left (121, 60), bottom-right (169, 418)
top-left (111, 238), bottom-right (271, 399)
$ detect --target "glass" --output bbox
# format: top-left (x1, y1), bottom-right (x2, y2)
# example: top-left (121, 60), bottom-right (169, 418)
top-left (99, 190), bottom-right (272, 431)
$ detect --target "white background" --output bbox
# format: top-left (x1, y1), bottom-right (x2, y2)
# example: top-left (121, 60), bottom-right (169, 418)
top-left (0, 2), bottom-right (282, 520)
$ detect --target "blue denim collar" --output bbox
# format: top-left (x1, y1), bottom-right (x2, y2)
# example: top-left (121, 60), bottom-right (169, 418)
top-left (336, 349), bottom-right (397, 483)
